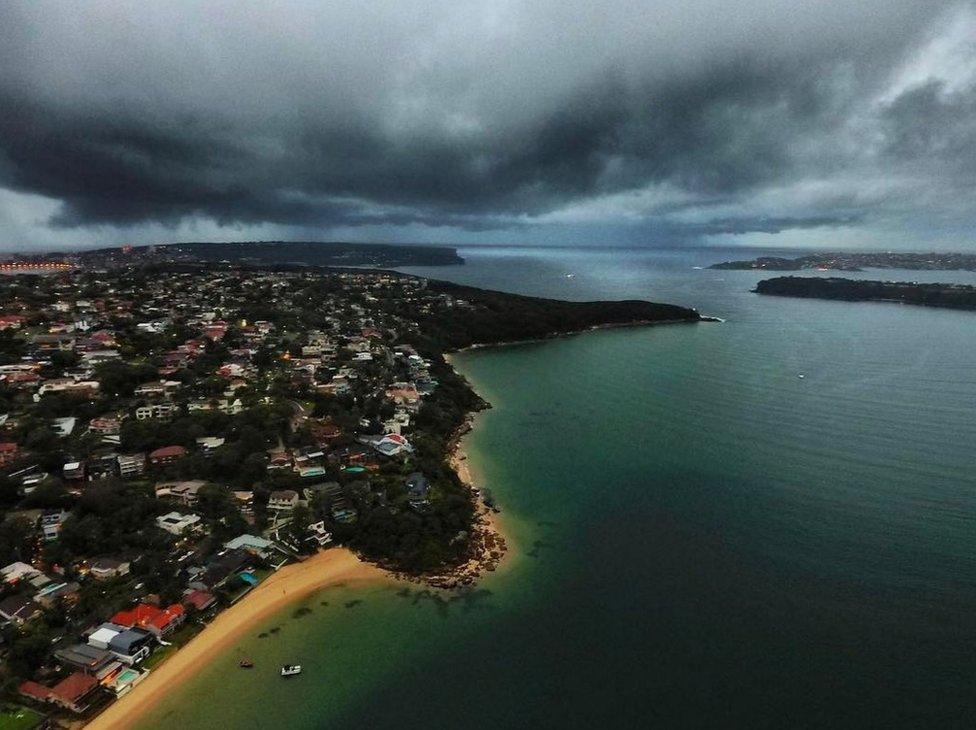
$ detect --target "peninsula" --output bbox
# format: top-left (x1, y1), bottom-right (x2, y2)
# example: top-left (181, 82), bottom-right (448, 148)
top-left (711, 252), bottom-right (976, 272)
top-left (0, 261), bottom-right (701, 724)
top-left (754, 276), bottom-right (976, 310)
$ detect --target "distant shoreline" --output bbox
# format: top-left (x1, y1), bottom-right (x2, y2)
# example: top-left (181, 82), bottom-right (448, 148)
top-left (753, 276), bottom-right (976, 311)
top-left (84, 549), bottom-right (392, 729)
top-left (710, 251), bottom-right (976, 272)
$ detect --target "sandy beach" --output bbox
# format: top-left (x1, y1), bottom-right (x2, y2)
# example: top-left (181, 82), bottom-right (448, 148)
top-left (86, 548), bottom-right (390, 730)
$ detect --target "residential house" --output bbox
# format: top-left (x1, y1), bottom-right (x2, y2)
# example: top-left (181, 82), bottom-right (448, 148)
top-left (111, 628), bottom-right (155, 664)
top-left (155, 480), bottom-right (206, 505)
top-left (187, 398), bottom-right (243, 415)
top-left (182, 589), bottom-right (217, 612)
top-left (149, 445), bottom-right (187, 466)
top-left (385, 382), bottom-right (421, 412)
top-left (34, 580), bottom-right (80, 608)
top-left (52, 416), bottom-right (76, 437)
top-left (0, 593), bottom-right (41, 624)
top-left (0, 441), bottom-right (18, 466)
top-left (89, 415), bottom-right (121, 435)
top-left (302, 481), bottom-right (341, 503)
top-left (19, 672), bottom-right (100, 714)
top-left (1, 561), bottom-right (49, 589)
top-left (268, 490), bottom-right (299, 512)
top-left (156, 511), bottom-right (201, 535)
top-left (195, 436), bottom-right (225, 455)
top-left (86, 623), bottom-right (122, 650)
top-left (80, 349), bottom-right (121, 366)
top-left (267, 448), bottom-right (292, 470)
top-left (116, 452), bottom-right (146, 478)
top-left (41, 508), bottom-right (68, 541)
top-left (0, 314), bottom-right (26, 329)
top-left (87, 452), bottom-right (119, 481)
top-left (361, 433), bottom-right (413, 457)
top-left (133, 380), bottom-right (181, 398)
top-left (308, 420), bottom-right (341, 446)
top-left (32, 333), bottom-right (76, 351)
top-left (90, 557), bottom-right (131, 580)
top-left (223, 534), bottom-right (274, 559)
top-left (54, 644), bottom-right (121, 680)
top-left (111, 603), bottom-right (185, 638)
top-left (62, 461), bottom-right (85, 481)
top-left (37, 379), bottom-right (99, 398)
top-left (198, 548), bottom-right (250, 589)
top-left (308, 520), bottom-right (333, 547)
top-left (135, 403), bottom-right (178, 420)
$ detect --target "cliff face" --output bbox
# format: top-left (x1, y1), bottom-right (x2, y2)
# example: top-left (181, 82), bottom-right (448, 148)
top-left (755, 276), bottom-right (976, 310)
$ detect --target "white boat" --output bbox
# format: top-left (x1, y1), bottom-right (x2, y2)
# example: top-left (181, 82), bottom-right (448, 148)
top-left (280, 664), bottom-right (302, 677)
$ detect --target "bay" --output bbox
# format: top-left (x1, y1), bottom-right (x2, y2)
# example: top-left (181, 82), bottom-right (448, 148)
top-left (140, 246), bottom-right (976, 728)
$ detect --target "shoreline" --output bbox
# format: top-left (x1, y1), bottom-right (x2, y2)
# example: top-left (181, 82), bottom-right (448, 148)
top-left (384, 412), bottom-right (512, 589)
top-left (84, 549), bottom-right (391, 730)
top-left (448, 316), bottom-right (706, 354)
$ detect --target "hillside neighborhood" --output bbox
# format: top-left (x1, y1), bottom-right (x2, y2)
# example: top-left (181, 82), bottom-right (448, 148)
top-left (0, 264), bottom-right (503, 723)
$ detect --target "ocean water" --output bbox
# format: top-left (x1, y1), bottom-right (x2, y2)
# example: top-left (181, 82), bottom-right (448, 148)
top-left (140, 246), bottom-right (976, 728)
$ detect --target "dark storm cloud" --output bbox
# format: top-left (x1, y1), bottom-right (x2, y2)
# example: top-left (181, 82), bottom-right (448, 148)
top-left (0, 1), bottom-right (972, 247)
top-left (880, 80), bottom-right (976, 176)
top-left (687, 215), bottom-right (866, 236)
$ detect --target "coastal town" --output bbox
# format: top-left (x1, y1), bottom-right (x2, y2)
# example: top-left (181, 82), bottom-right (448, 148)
top-left (0, 255), bottom-right (701, 727)
top-left (0, 263), bottom-right (515, 726)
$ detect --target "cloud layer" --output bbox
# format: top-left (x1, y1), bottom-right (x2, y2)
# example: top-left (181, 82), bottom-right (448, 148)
top-left (0, 1), bottom-right (974, 250)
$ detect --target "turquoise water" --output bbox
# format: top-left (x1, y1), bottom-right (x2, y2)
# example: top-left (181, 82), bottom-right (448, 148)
top-left (141, 247), bottom-right (976, 728)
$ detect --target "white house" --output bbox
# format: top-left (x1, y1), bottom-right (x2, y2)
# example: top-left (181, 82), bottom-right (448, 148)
top-left (268, 490), bottom-right (299, 512)
top-left (156, 512), bottom-right (202, 535)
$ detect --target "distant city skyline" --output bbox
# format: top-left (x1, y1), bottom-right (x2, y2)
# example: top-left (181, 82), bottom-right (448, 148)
top-left (1, 1), bottom-right (974, 251)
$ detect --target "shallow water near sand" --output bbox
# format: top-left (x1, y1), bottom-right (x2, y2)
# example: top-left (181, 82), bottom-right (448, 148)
top-left (140, 246), bottom-right (976, 728)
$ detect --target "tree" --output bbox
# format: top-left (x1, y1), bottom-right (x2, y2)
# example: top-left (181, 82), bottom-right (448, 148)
top-left (96, 360), bottom-right (157, 398)
top-left (0, 517), bottom-right (36, 565)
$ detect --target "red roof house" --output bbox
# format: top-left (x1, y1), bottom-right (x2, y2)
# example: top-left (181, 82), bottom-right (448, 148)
top-left (18, 680), bottom-right (50, 703)
top-left (149, 445), bottom-right (187, 466)
top-left (0, 442), bottom-right (19, 466)
top-left (0, 314), bottom-right (26, 329)
top-left (183, 589), bottom-right (217, 611)
top-left (19, 672), bottom-right (99, 713)
top-left (111, 602), bottom-right (185, 637)
top-left (51, 672), bottom-right (99, 711)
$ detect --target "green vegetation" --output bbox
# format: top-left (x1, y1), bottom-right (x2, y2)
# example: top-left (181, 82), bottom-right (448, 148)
top-left (414, 280), bottom-right (701, 351)
top-left (0, 705), bottom-right (42, 730)
top-left (755, 277), bottom-right (976, 310)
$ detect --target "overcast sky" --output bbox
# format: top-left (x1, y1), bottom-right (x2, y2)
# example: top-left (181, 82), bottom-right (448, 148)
top-left (0, 1), bottom-right (974, 251)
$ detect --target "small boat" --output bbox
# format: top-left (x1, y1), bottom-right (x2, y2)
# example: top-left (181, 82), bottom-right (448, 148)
top-left (239, 659), bottom-right (254, 668)
top-left (280, 664), bottom-right (302, 677)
